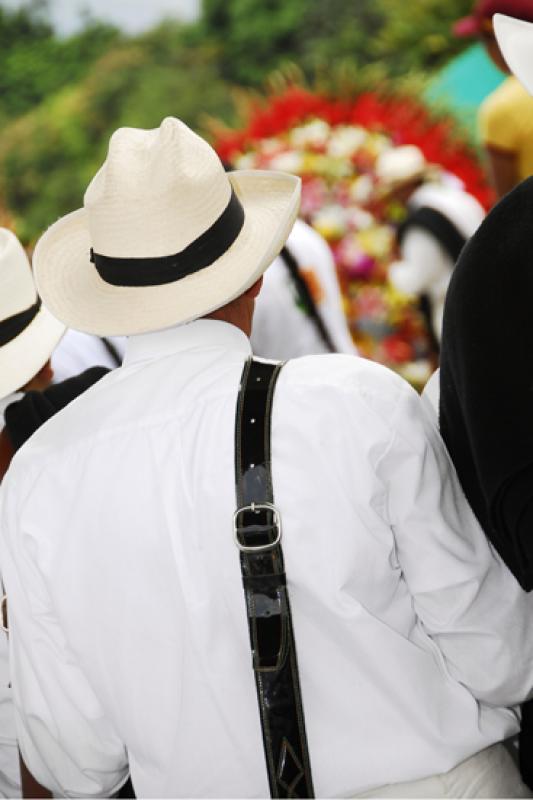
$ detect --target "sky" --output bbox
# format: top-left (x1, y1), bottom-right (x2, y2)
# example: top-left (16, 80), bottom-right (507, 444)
top-left (1, 0), bottom-right (201, 35)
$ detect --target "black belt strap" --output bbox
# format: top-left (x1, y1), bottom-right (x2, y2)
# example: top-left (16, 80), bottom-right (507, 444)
top-left (234, 358), bottom-right (314, 799)
top-left (279, 246), bottom-right (337, 353)
top-left (100, 337), bottom-right (122, 367)
top-left (397, 206), bottom-right (467, 264)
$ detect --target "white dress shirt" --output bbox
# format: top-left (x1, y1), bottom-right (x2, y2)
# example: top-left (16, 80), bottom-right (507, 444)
top-left (0, 394), bottom-right (22, 798)
top-left (51, 330), bottom-right (126, 383)
top-left (1, 320), bottom-right (533, 798)
top-left (252, 219), bottom-right (357, 358)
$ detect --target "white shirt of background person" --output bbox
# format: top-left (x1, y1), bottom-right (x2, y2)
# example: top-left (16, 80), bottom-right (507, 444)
top-left (51, 330), bottom-right (126, 383)
top-left (251, 219), bottom-right (357, 359)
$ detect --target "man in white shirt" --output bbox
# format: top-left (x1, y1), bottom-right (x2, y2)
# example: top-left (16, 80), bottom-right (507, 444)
top-left (376, 146), bottom-right (486, 344)
top-left (1, 117), bottom-right (533, 798)
top-left (251, 219), bottom-right (357, 359)
top-left (0, 228), bottom-right (64, 798)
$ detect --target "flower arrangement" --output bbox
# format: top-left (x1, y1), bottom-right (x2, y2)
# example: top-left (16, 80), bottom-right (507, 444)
top-left (213, 85), bottom-right (493, 388)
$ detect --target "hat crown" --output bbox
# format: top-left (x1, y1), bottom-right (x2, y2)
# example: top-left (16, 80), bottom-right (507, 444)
top-left (376, 145), bottom-right (427, 184)
top-left (0, 228), bottom-right (37, 322)
top-left (85, 117), bottom-right (231, 259)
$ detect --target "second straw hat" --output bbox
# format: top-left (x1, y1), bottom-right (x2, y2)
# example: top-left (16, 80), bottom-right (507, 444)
top-left (0, 228), bottom-right (64, 399)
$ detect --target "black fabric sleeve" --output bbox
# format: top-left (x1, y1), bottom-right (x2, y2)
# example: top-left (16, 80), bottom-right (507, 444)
top-left (4, 366), bottom-right (109, 452)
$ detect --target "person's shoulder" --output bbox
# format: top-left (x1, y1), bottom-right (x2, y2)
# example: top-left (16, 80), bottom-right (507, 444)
top-left (501, 76), bottom-right (533, 104)
top-left (479, 78), bottom-right (527, 136)
top-left (7, 366), bottom-right (118, 474)
top-left (279, 353), bottom-right (413, 419)
top-left (483, 76), bottom-right (529, 108)
top-left (285, 218), bottom-right (333, 266)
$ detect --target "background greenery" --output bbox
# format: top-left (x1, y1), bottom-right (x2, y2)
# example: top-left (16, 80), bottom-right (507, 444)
top-left (0, 0), bottom-right (475, 241)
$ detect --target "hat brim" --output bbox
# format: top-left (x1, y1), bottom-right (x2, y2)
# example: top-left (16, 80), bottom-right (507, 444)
top-left (374, 165), bottom-right (440, 200)
top-left (0, 304), bottom-right (65, 399)
top-left (33, 170), bottom-right (301, 336)
top-left (494, 14), bottom-right (533, 95)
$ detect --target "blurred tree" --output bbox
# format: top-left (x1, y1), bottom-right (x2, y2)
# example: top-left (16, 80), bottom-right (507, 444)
top-left (201, 0), bottom-right (386, 84)
top-left (296, 0), bottom-right (384, 72)
top-left (0, 22), bottom-right (234, 242)
top-left (0, 0), bottom-right (478, 242)
top-left (373, 0), bottom-right (474, 74)
top-left (0, 0), bottom-right (119, 124)
top-left (202, 0), bottom-right (307, 85)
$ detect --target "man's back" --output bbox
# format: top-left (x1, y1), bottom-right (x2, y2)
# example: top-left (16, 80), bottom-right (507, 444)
top-left (2, 319), bottom-right (532, 798)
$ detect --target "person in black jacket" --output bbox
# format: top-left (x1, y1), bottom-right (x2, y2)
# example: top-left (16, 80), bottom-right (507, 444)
top-left (439, 17), bottom-right (533, 786)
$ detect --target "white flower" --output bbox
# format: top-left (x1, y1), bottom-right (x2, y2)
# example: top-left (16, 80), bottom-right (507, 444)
top-left (269, 151), bottom-right (304, 173)
top-left (312, 204), bottom-right (348, 238)
top-left (261, 138), bottom-right (284, 155)
top-left (349, 175), bottom-right (374, 205)
top-left (327, 126), bottom-right (367, 158)
top-left (290, 120), bottom-right (331, 148)
top-left (234, 153), bottom-right (257, 170)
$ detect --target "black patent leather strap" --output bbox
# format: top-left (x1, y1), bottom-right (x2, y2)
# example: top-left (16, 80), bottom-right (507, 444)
top-left (235, 358), bottom-right (314, 799)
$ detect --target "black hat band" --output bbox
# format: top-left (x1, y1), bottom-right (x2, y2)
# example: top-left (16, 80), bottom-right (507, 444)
top-left (0, 298), bottom-right (42, 348)
top-left (90, 188), bottom-right (245, 288)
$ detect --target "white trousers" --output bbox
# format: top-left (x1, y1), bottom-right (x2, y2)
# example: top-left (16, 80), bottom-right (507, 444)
top-left (356, 743), bottom-right (531, 798)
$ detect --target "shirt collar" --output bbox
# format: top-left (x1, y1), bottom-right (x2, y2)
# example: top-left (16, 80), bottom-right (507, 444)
top-left (123, 319), bottom-right (252, 366)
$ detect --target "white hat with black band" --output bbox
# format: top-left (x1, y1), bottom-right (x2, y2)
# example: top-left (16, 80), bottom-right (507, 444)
top-left (0, 228), bottom-right (65, 400)
top-left (33, 116), bottom-right (301, 337)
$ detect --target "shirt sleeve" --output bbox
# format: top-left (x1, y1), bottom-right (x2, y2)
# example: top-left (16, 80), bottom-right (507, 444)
top-left (479, 82), bottom-right (521, 153)
top-left (390, 228), bottom-right (451, 295)
top-left (377, 380), bottom-right (533, 708)
top-left (0, 467), bottom-right (129, 798)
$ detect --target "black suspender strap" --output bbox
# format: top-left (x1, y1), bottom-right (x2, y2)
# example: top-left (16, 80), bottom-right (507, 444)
top-left (234, 358), bottom-right (314, 799)
top-left (279, 246), bottom-right (337, 354)
top-left (100, 337), bottom-right (122, 368)
top-left (397, 206), bottom-right (467, 264)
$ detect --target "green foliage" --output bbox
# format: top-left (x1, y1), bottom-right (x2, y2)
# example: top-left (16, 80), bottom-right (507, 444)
top-left (0, 1), bottom-right (119, 125)
top-left (201, 0), bottom-right (386, 84)
top-left (293, 0), bottom-right (385, 73)
top-left (202, 0), bottom-right (307, 85)
top-left (373, 0), bottom-right (475, 74)
top-left (0, 22), bottom-right (235, 242)
top-left (201, 0), bottom-right (475, 83)
top-left (0, 0), bottom-right (479, 243)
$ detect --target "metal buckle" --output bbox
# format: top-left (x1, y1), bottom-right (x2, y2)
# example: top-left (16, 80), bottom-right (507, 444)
top-left (233, 502), bottom-right (282, 553)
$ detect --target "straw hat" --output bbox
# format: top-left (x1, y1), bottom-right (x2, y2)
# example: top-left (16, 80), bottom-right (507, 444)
top-left (0, 229), bottom-right (64, 399)
top-left (494, 13), bottom-right (533, 95)
top-left (374, 146), bottom-right (440, 197)
top-left (33, 117), bottom-right (301, 336)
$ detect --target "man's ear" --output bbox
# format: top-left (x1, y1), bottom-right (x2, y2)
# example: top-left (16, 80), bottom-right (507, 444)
top-left (21, 359), bottom-right (54, 392)
top-left (245, 277), bottom-right (263, 300)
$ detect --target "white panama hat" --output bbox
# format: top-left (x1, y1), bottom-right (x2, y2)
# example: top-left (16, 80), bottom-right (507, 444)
top-left (375, 146), bottom-right (439, 189)
top-left (0, 228), bottom-right (65, 399)
top-left (33, 117), bottom-right (301, 336)
top-left (494, 13), bottom-right (533, 95)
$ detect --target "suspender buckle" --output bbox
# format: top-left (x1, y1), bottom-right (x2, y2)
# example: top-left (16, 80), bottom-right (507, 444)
top-left (233, 502), bottom-right (282, 553)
